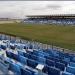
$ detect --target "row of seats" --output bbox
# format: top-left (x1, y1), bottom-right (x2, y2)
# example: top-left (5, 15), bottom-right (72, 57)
top-left (0, 39), bottom-right (75, 75)
top-left (0, 54), bottom-right (38, 75)
top-left (5, 49), bottom-right (75, 75)
top-left (0, 40), bottom-right (37, 50)
top-left (23, 18), bottom-right (75, 25)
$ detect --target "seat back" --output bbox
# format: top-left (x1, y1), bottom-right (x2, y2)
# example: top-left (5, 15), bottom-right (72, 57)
top-left (27, 59), bottom-right (38, 68)
top-left (18, 51), bottom-right (24, 56)
top-left (46, 59), bottom-right (55, 67)
top-left (21, 68), bottom-right (32, 75)
top-left (6, 51), bottom-right (12, 58)
top-left (69, 62), bottom-right (75, 67)
top-left (12, 53), bottom-right (19, 61)
top-left (19, 55), bottom-right (27, 65)
top-left (66, 66), bottom-right (75, 75)
top-left (0, 60), bottom-right (9, 75)
top-left (48, 66), bottom-right (60, 75)
top-left (1, 45), bottom-right (6, 50)
top-left (62, 72), bottom-right (74, 75)
top-left (10, 63), bottom-right (21, 75)
top-left (55, 62), bottom-right (65, 71)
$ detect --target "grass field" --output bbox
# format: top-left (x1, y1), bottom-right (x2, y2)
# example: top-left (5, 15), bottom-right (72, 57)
top-left (0, 23), bottom-right (75, 50)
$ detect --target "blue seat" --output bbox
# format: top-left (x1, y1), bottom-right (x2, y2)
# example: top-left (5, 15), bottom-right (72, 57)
top-left (71, 57), bottom-right (75, 63)
top-left (12, 53), bottom-right (19, 61)
top-left (26, 68), bottom-right (36, 75)
top-left (0, 60), bottom-right (9, 75)
top-left (45, 56), bottom-right (60, 62)
top-left (30, 54), bottom-right (37, 61)
top-left (43, 49), bottom-right (53, 56)
top-left (33, 50), bottom-right (38, 56)
top-left (69, 62), bottom-right (75, 67)
top-left (4, 57), bottom-right (13, 64)
top-left (64, 57), bottom-right (70, 63)
top-left (23, 52), bottom-right (30, 58)
top-left (59, 51), bottom-right (65, 59)
top-left (27, 59), bottom-right (38, 68)
top-left (24, 46), bottom-right (26, 49)
top-left (21, 68), bottom-right (32, 75)
top-left (1, 45), bottom-right (6, 50)
top-left (19, 55), bottom-right (27, 65)
top-left (42, 65), bottom-right (49, 73)
top-left (62, 72), bottom-right (74, 75)
top-left (55, 62), bottom-right (65, 71)
top-left (10, 45), bottom-right (15, 50)
top-left (38, 57), bottom-right (45, 64)
top-left (26, 50), bottom-right (33, 54)
top-left (46, 59), bottom-right (55, 67)
top-left (64, 53), bottom-right (70, 58)
top-left (18, 51), bottom-right (24, 56)
top-left (29, 45), bottom-right (33, 49)
top-left (66, 66), bottom-right (75, 75)
top-left (60, 60), bottom-right (68, 67)
top-left (10, 40), bottom-right (15, 43)
top-left (48, 66), bottom-right (60, 75)
top-left (38, 53), bottom-right (44, 57)
top-left (6, 51), bottom-right (12, 58)
top-left (9, 63), bottom-right (21, 75)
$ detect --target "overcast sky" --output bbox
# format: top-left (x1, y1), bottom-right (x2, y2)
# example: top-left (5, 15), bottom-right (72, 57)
top-left (0, 1), bottom-right (75, 19)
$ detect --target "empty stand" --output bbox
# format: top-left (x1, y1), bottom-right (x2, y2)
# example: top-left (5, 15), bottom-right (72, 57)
top-left (0, 38), bottom-right (75, 75)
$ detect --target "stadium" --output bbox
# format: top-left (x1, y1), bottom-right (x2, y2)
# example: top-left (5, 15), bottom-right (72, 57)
top-left (0, 1), bottom-right (75, 75)
top-left (24, 14), bottom-right (75, 25)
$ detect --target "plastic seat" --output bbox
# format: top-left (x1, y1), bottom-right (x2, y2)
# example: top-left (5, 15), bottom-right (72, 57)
top-left (60, 60), bottom-right (68, 67)
top-left (66, 66), bottom-right (75, 75)
top-left (48, 66), bottom-right (60, 75)
top-left (33, 50), bottom-right (38, 56)
top-left (1, 45), bottom-right (6, 50)
top-left (18, 51), bottom-right (24, 56)
top-left (24, 46), bottom-right (26, 49)
top-left (38, 57), bottom-right (46, 64)
top-left (26, 68), bottom-right (36, 75)
top-left (29, 45), bottom-right (33, 49)
top-left (42, 65), bottom-right (49, 73)
top-left (55, 62), bottom-right (65, 71)
top-left (4, 57), bottom-right (13, 64)
top-left (9, 63), bottom-right (21, 75)
top-left (45, 56), bottom-right (60, 62)
top-left (46, 59), bottom-right (55, 67)
top-left (19, 55), bottom-right (27, 65)
top-left (71, 57), bottom-right (75, 63)
top-left (6, 51), bottom-right (12, 58)
top-left (27, 59), bottom-right (38, 69)
top-left (69, 62), bottom-right (75, 67)
top-left (64, 57), bottom-right (70, 63)
top-left (0, 60), bottom-right (9, 75)
top-left (10, 45), bottom-right (15, 50)
top-left (21, 68), bottom-right (32, 75)
top-left (59, 51), bottom-right (65, 59)
top-left (62, 72), bottom-right (74, 75)
top-left (12, 53), bottom-right (19, 61)
top-left (30, 54), bottom-right (37, 61)
top-left (23, 52), bottom-right (31, 59)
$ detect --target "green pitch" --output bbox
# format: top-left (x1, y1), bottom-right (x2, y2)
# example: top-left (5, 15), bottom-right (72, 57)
top-left (0, 23), bottom-right (75, 50)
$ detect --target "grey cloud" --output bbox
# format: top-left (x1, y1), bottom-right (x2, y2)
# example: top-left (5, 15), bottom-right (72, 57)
top-left (0, 1), bottom-right (75, 18)
top-left (46, 4), bottom-right (62, 9)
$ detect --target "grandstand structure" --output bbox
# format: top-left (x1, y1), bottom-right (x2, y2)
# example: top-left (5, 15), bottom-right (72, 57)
top-left (24, 14), bottom-right (75, 25)
top-left (0, 34), bottom-right (75, 75)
